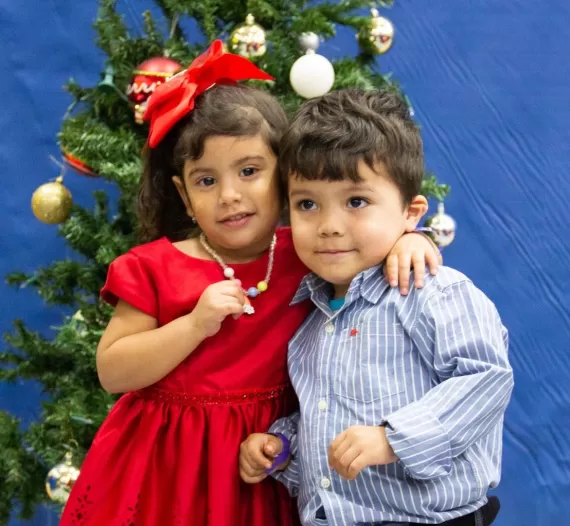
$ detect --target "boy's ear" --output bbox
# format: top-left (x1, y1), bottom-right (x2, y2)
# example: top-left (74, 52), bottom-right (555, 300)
top-left (404, 195), bottom-right (428, 232)
top-left (172, 176), bottom-right (194, 217)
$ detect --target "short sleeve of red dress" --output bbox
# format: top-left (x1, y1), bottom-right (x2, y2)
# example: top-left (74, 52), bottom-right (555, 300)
top-left (100, 252), bottom-right (158, 318)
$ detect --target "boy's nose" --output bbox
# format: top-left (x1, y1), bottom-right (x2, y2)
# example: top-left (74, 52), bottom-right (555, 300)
top-left (317, 215), bottom-right (344, 237)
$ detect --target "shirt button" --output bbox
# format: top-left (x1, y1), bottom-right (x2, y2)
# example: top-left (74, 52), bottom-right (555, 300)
top-left (324, 323), bottom-right (335, 334)
top-left (318, 400), bottom-right (327, 411)
top-left (320, 477), bottom-right (331, 489)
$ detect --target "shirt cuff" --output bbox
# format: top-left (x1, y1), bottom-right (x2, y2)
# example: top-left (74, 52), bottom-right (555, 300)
top-left (383, 404), bottom-right (452, 480)
top-left (268, 420), bottom-right (298, 457)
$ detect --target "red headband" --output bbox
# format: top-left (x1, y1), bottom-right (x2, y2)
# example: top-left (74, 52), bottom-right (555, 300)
top-left (144, 40), bottom-right (274, 148)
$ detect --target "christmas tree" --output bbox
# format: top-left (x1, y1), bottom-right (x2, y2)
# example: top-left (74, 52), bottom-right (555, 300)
top-left (0, 0), bottom-right (449, 522)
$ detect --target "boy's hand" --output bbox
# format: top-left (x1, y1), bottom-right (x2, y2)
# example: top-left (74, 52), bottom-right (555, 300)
top-left (239, 433), bottom-right (288, 484)
top-left (384, 232), bottom-right (441, 295)
top-left (328, 426), bottom-right (398, 480)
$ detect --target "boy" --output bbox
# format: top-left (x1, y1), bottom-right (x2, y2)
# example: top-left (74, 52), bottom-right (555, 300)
top-left (239, 89), bottom-right (513, 526)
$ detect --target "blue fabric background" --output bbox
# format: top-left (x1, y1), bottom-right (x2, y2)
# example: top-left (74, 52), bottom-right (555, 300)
top-left (1, 1), bottom-right (568, 524)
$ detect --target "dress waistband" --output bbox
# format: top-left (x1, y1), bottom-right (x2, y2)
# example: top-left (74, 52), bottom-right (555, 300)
top-left (135, 383), bottom-right (292, 406)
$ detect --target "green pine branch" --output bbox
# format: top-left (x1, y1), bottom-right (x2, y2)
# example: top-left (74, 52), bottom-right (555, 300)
top-left (422, 172), bottom-right (451, 202)
top-left (0, 413), bottom-right (47, 524)
top-left (5, 260), bottom-right (104, 307)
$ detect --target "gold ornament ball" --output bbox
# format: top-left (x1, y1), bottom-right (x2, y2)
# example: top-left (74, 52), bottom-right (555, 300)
top-left (229, 14), bottom-right (267, 59)
top-left (31, 176), bottom-right (72, 224)
top-left (424, 202), bottom-right (457, 248)
top-left (45, 451), bottom-right (81, 505)
top-left (357, 8), bottom-right (394, 55)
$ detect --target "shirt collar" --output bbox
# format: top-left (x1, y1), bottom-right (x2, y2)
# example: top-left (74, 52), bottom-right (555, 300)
top-left (291, 265), bottom-right (391, 307)
top-left (290, 273), bottom-right (325, 305)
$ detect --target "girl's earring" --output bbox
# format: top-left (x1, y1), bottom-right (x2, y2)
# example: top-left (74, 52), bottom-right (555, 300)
top-left (190, 216), bottom-right (197, 225)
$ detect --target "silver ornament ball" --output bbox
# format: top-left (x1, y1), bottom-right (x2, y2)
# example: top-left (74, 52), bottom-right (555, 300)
top-left (424, 202), bottom-right (457, 248)
top-left (299, 32), bottom-right (320, 53)
top-left (45, 451), bottom-right (81, 505)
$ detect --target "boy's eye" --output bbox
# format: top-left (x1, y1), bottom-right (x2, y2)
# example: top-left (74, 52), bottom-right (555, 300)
top-left (240, 167), bottom-right (257, 177)
top-left (198, 176), bottom-right (216, 187)
top-left (297, 200), bottom-right (317, 211)
top-left (348, 197), bottom-right (368, 209)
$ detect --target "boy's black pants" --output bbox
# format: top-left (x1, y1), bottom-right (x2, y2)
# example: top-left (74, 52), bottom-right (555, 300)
top-left (314, 496), bottom-right (500, 525)
top-left (443, 496), bottom-right (500, 526)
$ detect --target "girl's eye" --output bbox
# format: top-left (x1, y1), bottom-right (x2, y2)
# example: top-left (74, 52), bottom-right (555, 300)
top-left (198, 176), bottom-right (216, 187)
top-left (240, 167), bottom-right (258, 177)
top-left (348, 197), bottom-right (368, 209)
top-left (297, 200), bottom-right (317, 211)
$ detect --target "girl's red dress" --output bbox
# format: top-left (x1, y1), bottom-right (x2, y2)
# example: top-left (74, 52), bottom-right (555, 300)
top-left (60, 227), bottom-right (311, 526)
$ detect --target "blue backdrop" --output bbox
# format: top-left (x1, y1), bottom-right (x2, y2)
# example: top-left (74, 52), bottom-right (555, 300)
top-left (1, 1), bottom-right (569, 524)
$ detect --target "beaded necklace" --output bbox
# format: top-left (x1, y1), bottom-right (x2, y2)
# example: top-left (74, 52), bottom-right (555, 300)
top-left (199, 233), bottom-right (277, 315)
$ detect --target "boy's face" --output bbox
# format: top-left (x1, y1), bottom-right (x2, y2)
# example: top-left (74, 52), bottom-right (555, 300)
top-left (289, 160), bottom-right (427, 297)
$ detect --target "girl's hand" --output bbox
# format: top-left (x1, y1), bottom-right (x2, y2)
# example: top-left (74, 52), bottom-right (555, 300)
top-left (385, 232), bottom-right (441, 295)
top-left (239, 433), bottom-right (287, 484)
top-left (189, 281), bottom-right (246, 339)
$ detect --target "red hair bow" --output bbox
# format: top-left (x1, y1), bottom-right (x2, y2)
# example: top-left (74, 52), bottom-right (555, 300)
top-left (144, 40), bottom-right (274, 148)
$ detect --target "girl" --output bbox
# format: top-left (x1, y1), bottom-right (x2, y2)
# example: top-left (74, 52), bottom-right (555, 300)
top-left (60, 41), bottom-right (440, 526)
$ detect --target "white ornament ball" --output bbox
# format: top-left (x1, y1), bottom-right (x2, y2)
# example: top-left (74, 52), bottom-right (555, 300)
top-left (223, 267), bottom-right (235, 279)
top-left (290, 53), bottom-right (335, 99)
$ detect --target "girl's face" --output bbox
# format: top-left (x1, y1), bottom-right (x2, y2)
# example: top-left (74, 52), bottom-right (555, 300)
top-left (173, 134), bottom-right (281, 258)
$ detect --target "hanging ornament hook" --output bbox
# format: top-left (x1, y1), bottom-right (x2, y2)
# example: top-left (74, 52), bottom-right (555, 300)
top-left (65, 439), bottom-right (80, 451)
top-left (49, 155), bottom-right (67, 179)
top-left (168, 13), bottom-right (180, 41)
top-left (299, 32), bottom-right (320, 55)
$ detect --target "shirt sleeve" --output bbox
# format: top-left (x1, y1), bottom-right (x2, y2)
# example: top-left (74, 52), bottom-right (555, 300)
top-left (100, 252), bottom-right (158, 318)
top-left (268, 411), bottom-right (301, 496)
top-left (383, 280), bottom-right (513, 481)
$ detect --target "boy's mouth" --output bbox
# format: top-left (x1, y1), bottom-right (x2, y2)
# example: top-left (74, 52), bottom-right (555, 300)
top-left (315, 249), bottom-right (356, 256)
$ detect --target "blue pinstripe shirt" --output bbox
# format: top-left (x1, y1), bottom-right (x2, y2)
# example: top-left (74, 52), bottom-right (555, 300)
top-left (269, 266), bottom-right (513, 526)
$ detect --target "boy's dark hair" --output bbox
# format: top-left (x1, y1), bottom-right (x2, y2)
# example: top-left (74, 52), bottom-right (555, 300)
top-left (138, 84), bottom-right (288, 242)
top-left (279, 88), bottom-right (424, 205)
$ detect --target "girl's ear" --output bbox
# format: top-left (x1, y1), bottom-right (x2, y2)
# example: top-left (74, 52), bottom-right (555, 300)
top-left (172, 176), bottom-right (194, 217)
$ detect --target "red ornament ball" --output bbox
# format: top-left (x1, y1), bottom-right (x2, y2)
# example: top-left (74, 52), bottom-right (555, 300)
top-left (126, 57), bottom-right (182, 124)
top-left (62, 149), bottom-right (98, 177)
